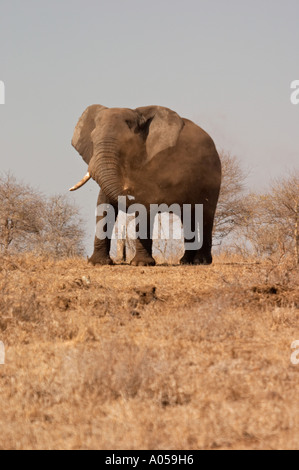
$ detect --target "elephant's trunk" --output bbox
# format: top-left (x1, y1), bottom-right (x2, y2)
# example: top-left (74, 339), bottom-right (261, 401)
top-left (89, 140), bottom-right (124, 205)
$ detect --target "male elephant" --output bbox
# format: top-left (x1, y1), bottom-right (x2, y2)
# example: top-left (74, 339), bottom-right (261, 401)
top-left (70, 105), bottom-right (221, 266)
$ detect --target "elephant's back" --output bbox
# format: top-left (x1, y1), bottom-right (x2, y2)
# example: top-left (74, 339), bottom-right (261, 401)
top-left (159, 119), bottom-right (220, 195)
top-left (132, 118), bottom-right (221, 206)
top-left (180, 118), bottom-right (219, 160)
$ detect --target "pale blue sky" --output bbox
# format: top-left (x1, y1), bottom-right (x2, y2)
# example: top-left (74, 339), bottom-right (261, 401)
top-left (0, 0), bottom-right (298, 252)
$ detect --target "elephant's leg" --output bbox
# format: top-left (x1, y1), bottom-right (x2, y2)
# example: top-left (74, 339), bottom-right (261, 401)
top-left (180, 249), bottom-right (196, 265)
top-left (180, 208), bottom-right (196, 265)
top-left (181, 204), bottom-right (214, 265)
top-left (193, 204), bottom-right (215, 265)
top-left (89, 191), bottom-right (117, 266)
top-left (193, 224), bottom-right (213, 265)
top-left (130, 212), bottom-right (155, 266)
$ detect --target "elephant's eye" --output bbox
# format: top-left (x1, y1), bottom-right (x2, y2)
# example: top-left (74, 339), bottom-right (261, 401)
top-left (125, 120), bottom-right (134, 130)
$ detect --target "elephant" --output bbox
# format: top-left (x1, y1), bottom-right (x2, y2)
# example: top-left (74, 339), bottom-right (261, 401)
top-left (70, 104), bottom-right (221, 266)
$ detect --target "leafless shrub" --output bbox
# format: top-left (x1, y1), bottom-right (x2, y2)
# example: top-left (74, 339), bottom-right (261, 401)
top-left (0, 173), bottom-right (44, 252)
top-left (37, 195), bottom-right (85, 257)
top-left (214, 152), bottom-right (249, 245)
top-left (0, 174), bottom-right (85, 257)
top-left (233, 170), bottom-right (299, 264)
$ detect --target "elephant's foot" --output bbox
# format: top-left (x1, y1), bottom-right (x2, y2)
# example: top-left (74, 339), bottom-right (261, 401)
top-left (88, 253), bottom-right (113, 266)
top-left (180, 260), bottom-right (193, 265)
top-left (193, 252), bottom-right (213, 265)
top-left (130, 254), bottom-right (156, 266)
top-left (180, 252), bottom-right (195, 265)
top-left (180, 251), bottom-right (212, 265)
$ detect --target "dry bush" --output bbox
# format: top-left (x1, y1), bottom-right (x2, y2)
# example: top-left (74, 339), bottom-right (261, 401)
top-left (214, 152), bottom-right (249, 245)
top-left (0, 174), bottom-right (85, 257)
top-left (229, 170), bottom-right (299, 264)
top-left (0, 173), bottom-right (44, 252)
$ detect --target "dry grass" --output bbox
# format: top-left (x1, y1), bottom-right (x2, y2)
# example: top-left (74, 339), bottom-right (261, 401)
top-left (0, 253), bottom-right (299, 450)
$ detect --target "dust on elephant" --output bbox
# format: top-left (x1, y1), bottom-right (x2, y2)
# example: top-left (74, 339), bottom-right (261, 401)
top-left (70, 105), bottom-right (221, 266)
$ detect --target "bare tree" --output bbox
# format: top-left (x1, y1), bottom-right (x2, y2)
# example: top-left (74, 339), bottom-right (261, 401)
top-left (234, 171), bottom-right (299, 263)
top-left (0, 174), bottom-right (85, 257)
top-left (0, 174), bottom-right (43, 252)
top-left (269, 171), bottom-right (299, 264)
top-left (231, 193), bottom-right (282, 258)
top-left (39, 195), bottom-right (85, 257)
top-left (214, 152), bottom-right (249, 245)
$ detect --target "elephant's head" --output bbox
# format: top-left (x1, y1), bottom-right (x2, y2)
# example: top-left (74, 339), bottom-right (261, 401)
top-left (70, 105), bottom-right (184, 204)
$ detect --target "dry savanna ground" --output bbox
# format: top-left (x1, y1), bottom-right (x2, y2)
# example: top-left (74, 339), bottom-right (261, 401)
top-left (0, 253), bottom-right (299, 450)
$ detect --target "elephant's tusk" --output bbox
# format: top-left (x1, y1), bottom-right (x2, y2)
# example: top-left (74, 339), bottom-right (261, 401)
top-left (69, 172), bottom-right (91, 191)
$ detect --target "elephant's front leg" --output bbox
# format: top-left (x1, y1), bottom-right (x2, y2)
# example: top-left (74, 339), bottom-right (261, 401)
top-left (89, 191), bottom-right (118, 265)
top-left (130, 212), bottom-right (155, 266)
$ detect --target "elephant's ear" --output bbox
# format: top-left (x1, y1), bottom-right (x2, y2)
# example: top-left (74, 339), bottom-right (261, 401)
top-left (135, 106), bottom-right (184, 162)
top-left (72, 104), bottom-right (107, 164)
